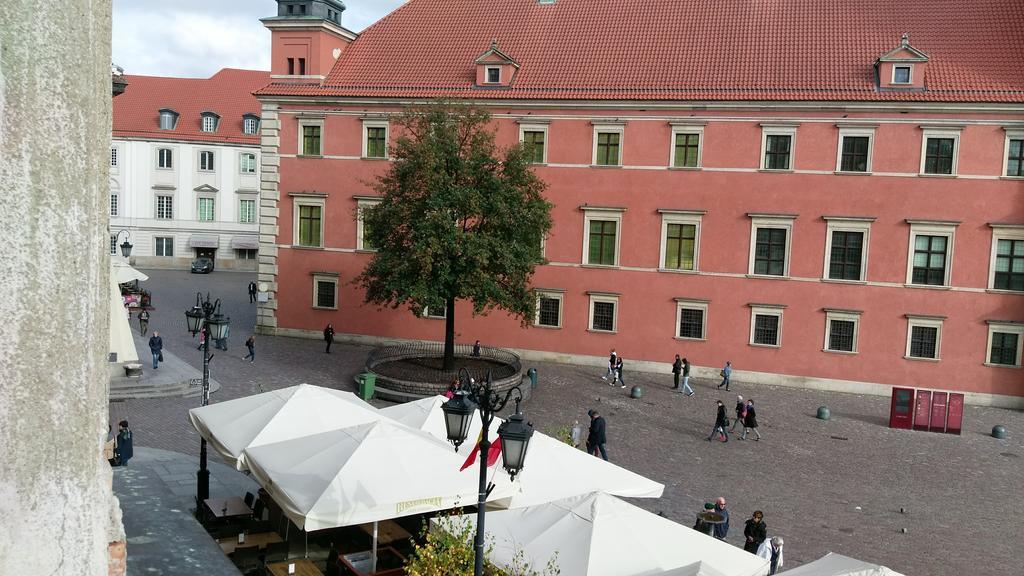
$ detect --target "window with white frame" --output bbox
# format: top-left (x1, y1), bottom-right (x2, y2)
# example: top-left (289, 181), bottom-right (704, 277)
top-left (109, 194), bottom-right (118, 217)
top-left (294, 197), bottom-right (325, 247)
top-left (760, 124), bottom-right (798, 170)
top-left (158, 110), bottom-right (178, 130)
top-left (240, 153), bottom-right (256, 174)
top-left (243, 116), bottom-right (260, 135)
top-left (592, 124), bottom-right (624, 166)
top-left (519, 123), bottom-right (549, 164)
top-left (239, 199), bottom-right (256, 224)
top-left (197, 197), bottom-right (215, 222)
top-left (823, 309), bottom-right (861, 353)
top-left (356, 197), bottom-right (381, 251)
top-left (298, 118), bottom-right (324, 156)
top-left (659, 210), bottom-right (703, 271)
top-left (1003, 129), bottom-right (1024, 177)
top-left (669, 124), bottom-right (704, 168)
top-left (906, 220), bottom-right (957, 287)
top-left (485, 67), bottom-right (501, 84)
top-left (749, 304), bottom-right (784, 347)
top-left (748, 214), bottom-right (795, 277)
top-left (835, 126), bottom-right (876, 173)
top-left (312, 273), bottom-right (338, 309)
top-left (823, 217), bottom-right (873, 281)
top-left (154, 236), bottom-right (174, 257)
top-left (534, 290), bottom-right (564, 328)
top-left (362, 121), bottom-right (388, 159)
top-left (582, 207), bottom-right (623, 267)
top-left (675, 299), bottom-right (708, 340)
top-left (893, 65), bottom-right (912, 84)
top-left (588, 293), bottom-right (619, 333)
top-left (201, 114), bottom-right (218, 133)
top-left (919, 127), bottom-right (961, 175)
top-left (157, 148), bottom-right (173, 169)
top-left (986, 321), bottom-right (1024, 367)
top-left (905, 315), bottom-right (944, 360)
top-left (109, 234), bottom-right (117, 255)
top-left (199, 150), bottom-right (215, 171)
top-left (156, 195), bottom-right (173, 219)
top-left (989, 225), bottom-right (1024, 292)
top-left (423, 306), bottom-right (446, 319)
top-left (110, 147), bottom-right (118, 167)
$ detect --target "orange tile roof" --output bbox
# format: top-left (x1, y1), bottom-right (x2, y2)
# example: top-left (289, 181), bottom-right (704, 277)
top-left (114, 69), bottom-right (270, 144)
top-left (257, 0), bottom-right (1024, 103)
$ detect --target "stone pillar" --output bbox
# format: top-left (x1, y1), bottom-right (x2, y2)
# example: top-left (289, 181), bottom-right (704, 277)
top-left (0, 1), bottom-right (120, 575)
top-left (257, 102), bottom-right (281, 332)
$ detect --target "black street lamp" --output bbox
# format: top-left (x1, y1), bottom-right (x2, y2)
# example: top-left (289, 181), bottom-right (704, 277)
top-left (185, 292), bottom-right (230, 510)
top-left (441, 369), bottom-right (533, 576)
top-left (116, 229), bottom-right (133, 258)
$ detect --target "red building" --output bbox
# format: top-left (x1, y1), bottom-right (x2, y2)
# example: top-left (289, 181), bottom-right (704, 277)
top-left (254, 0), bottom-right (1024, 406)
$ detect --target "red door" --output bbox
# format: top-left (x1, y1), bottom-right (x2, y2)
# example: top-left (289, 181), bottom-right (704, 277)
top-left (889, 387), bottom-right (915, 429)
top-left (913, 390), bottom-right (932, 431)
top-left (945, 393), bottom-right (964, 435)
top-left (929, 392), bottom-right (949, 433)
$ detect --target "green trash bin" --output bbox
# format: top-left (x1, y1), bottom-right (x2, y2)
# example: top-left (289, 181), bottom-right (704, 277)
top-left (527, 367), bottom-right (538, 388)
top-left (358, 372), bottom-right (376, 401)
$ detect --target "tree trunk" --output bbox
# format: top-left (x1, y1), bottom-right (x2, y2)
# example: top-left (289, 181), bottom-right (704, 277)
top-left (443, 296), bottom-right (456, 370)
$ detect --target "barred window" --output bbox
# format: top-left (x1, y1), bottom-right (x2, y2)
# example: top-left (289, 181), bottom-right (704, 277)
top-left (828, 320), bottom-right (856, 352)
top-left (753, 314), bottom-right (780, 346)
top-left (537, 296), bottom-right (561, 328)
top-left (156, 195), bottom-right (173, 219)
top-left (909, 326), bottom-right (938, 359)
top-left (678, 308), bottom-right (704, 339)
top-left (314, 278), bottom-right (337, 309)
top-left (591, 301), bottom-right (616, 332)
top-left (990, 332), bottom-right (1019, 366)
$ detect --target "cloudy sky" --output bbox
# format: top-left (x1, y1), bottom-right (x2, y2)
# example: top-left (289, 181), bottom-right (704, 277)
top-left (113, 0), bottom-right (407, 78)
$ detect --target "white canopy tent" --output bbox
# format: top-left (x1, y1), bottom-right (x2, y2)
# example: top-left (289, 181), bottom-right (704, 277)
top-left (778, 553), bottom-right (906, 576)
top-left (108, 273), bottom-right (138, 363)
top-left (112, 259), bottom-right (149, 283)
top-left (188, 384), bottom-right (381, 470)
top-left (381, 396), bottom-right (665, 508)
top-left (437, 492), bottom-right (769, 576)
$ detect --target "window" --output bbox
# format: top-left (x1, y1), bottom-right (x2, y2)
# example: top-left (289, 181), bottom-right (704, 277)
top-left (199, 150), bottom-right (215, 171)
top-left (239, 199), bottom-right (256, 224)
top-left (581, 207), bottom-right (623, 266)
top-left (669, 124), bottom-right (704, 169)
top-left (659, 210), bottom-right (703, 271)
top-left (905, 315), bottom-right (943, 360)
top-left (906, 221), bottom-right (957, 287)
top-left (201, 115), bottom-right (218, 133)
top-left (243, 116), bottom-right (260, 135)
top-left (520, 125), bottom-right (548, 164)
top-left (986, 322), bottom-right (1024, 367)
top-left (295, 201), bottom-right (323, 247)
top-left (423, 306), bottom-right (446, 319)
top-left (362, 122), bottom-right (388, 159)
top-left (154, 236), bottom-right (174, 257)
top-left (836, 126), bottom-right (876, 173)
top-left (298, 58), bottom-right (306, 75)
top-left (748, 214), bottom-right (795, 277)
top-left (158, 109), bottom-right (177, 130)
top-left (675, 299), bottom-right (708, 340)
top-left (592, 124), bottom-right (624, 166)
top-left (1003, 131), bottom-right (1024, 177)
top-left (109, 234), bottom-right (117, 255)
top-left (588, 293), bottom-right (619, 333)
top-left (991, 231), bottom-right (1024, 292)
top-left (823, 217), bottom-right (872, 282)
top-left (312, 274), bottom-right (338, 309)
top-left (485, 67), bottom-right (500, 83)
top-left (157, 148), bottom-right (173, 169)
top-left (240, 153), bottom-right (256, 174)
top-left (749, 304), bottom-right (784, 347)
top-left (760, 124), bottom-right (797, 170)
top-left (156, 195), bottom-right (173, 219)
top-left (919, 127), bottom-right (961, 175)
top-left (197, 198), bottom-right (215, 222)
top-left (893, 65), bottom-right (912, 84)
top-left (110, 147), bottom-right (118, 167)
top-left (299, 120), bottom-right (323, 156)
top-left (356, 197), bottom-right (381, 251)
top-left (287, 58), bottom-right (295, 75)
top-left (109, 194), bottom-right (118, 217)
top-left (534, 290), bottom-right (563, 328)
top-left (824, 309), bottom-right (861, 353)
top-left (236, 249), bottom-right (257, 260)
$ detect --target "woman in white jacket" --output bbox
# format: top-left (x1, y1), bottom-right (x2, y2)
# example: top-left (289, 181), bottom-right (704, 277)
top-left (757, 537), bottom-right (784, 575)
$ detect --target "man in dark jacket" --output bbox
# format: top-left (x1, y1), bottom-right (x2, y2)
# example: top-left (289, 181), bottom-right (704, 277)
top-left (324, 323), bottom-right (335, 353)
top-left (586, 409), bottom-right (608, 461)
top-left (712, 497), bottom-right (730, 540)
top-left (116, 420), bottom-right (134, 466)
top-left (248, 280), bottom-right (258, 303)
top-left (148, 331), bottom-right (163, 370)
top-left (671, 354), bottom-right (682, 389)
top-left (707, 400), bottom-right (729, 442)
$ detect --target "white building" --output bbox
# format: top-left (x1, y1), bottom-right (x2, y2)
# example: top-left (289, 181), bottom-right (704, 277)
top-left (110, 69), bottom-right (269, 270)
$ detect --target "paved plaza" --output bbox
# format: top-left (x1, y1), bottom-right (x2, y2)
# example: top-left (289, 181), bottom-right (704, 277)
top-left (111, 269), bottom-right (1024, 576)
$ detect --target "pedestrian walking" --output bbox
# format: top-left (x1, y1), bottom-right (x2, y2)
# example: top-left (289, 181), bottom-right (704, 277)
top-left (243, 335), bottom-right (256, 363)
top-left (681, 357), bottom-right (694, 396)
top-left (712, 497), bottom-right (730, 540)
top-left (471, 339), bottom-right (481, 357)
top-left (757, 537), bottom-right (785, 575)
top-left (717, 360), bottom-right (732, 390)
top-left (730, 394), bottom-right (746, 432)
top-left (601, 349), bottom-right (617, 381)
top-left (707, 400), bottom-right (729, 442)
top-left (744, 510), bottom-right (767, 553)
top-left (248, 280), bottom-right (258, 303)
top-left (324, 323), bottom-right (335, 353)
top-left (740, 399), bottom-right (762, 440)
top-left (671, 354), bottom-right (682, 389)
top-left (586, 409), bottom-right (608, 461)
top-left (138, 309), bottom-right (150, 336)
top-left (196, 326), bottom-right (207, 350)
top-left (115, 420), bottom-right (133, 467)
top-left (148, 331), bottom-right (163, 370)
top-left (613, 355), bottom-right (625, 388)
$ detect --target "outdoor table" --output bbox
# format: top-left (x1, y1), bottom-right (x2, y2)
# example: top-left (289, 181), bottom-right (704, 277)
top-left (359, 520), bottom-right (412, 545)
top-left (266, 558), bottom-right (323, 576)
top-left (204, 496), bottom-right (252, 519)
top-left (217, 531), bottom-right (283, 554)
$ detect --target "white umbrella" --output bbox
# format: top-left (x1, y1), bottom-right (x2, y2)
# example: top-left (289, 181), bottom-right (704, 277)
top-left (188, 384), bottom-right (381, 470)
top-left (438, 492), bottom-right (769, 576)
top-left (108, 275), bottom-right (138, 363)
top-left (778, 552), bottom-right (906, 576)
top-left (112, 259), bottom-right (148, 283)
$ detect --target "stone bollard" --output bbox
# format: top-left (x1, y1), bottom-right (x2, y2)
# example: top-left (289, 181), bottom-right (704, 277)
top-left (817, 406), bottom-right (831, 420)
top-left (630, 385), bottom-right (643, 399)
top-left (992, 425), bottom-right (1007, 439)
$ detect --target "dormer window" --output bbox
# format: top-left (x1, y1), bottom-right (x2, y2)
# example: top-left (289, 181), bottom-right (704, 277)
top-left (200, 112), bottom-right (220, 133)
top-left (486, 67), bottom-right (500, 84)
top-left (158, 109), bottom-right (178, 130)
top-left (242, 114), bottom-right (261, 135)
top-left (474, 40), bottom-right (519, 88)
top-left (893, 66), bottom-right (912, 84)
top-left (876, 33), bottom-right (929, 91)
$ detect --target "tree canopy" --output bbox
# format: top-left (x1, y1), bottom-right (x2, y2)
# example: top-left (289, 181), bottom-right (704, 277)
top-left (355, 101), bottom-right (552, 369)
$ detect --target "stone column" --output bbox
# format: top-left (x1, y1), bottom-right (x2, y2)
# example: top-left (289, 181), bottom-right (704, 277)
top-left (0, 1), bottom-right (120, 574)
top-left (256, 101), bottom-right (281, 332)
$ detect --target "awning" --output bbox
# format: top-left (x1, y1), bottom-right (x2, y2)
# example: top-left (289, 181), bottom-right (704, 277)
top-left (188, 234), bottom-right (220, 248)
top-left (230, 235), bottom-right (260, 250)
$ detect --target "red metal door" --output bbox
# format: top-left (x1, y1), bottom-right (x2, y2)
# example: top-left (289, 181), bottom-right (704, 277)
top-left (945, 393), bottom-right (964, 435)
top-left (913, 390), bottom-right (932, 431)
top-left (889, 387), bottom-right (915, 429)
top-left (929, 392), bottom-right (949, 433)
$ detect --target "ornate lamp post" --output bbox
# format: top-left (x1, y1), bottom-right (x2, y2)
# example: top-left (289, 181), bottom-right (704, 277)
top-left (184, 292), bottom-right (230, 509)
top-left (115, 229), bottom-right (133, 258)
top-left (441, 369), bottom-right (533, 576)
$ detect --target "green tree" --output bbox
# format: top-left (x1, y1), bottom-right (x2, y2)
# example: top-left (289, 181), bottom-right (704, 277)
top-left (356, 101), bottom-right (552, 370)
top-left (405, 514), bottom-right (559, 576)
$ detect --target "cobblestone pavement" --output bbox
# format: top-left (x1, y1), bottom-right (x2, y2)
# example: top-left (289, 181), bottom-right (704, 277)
top-left (112, 269), bottom-right (1024, 576)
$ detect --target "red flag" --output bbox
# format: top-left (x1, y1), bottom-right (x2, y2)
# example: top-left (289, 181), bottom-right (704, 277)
top-left (459, 434), bottom-right (502, 471)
